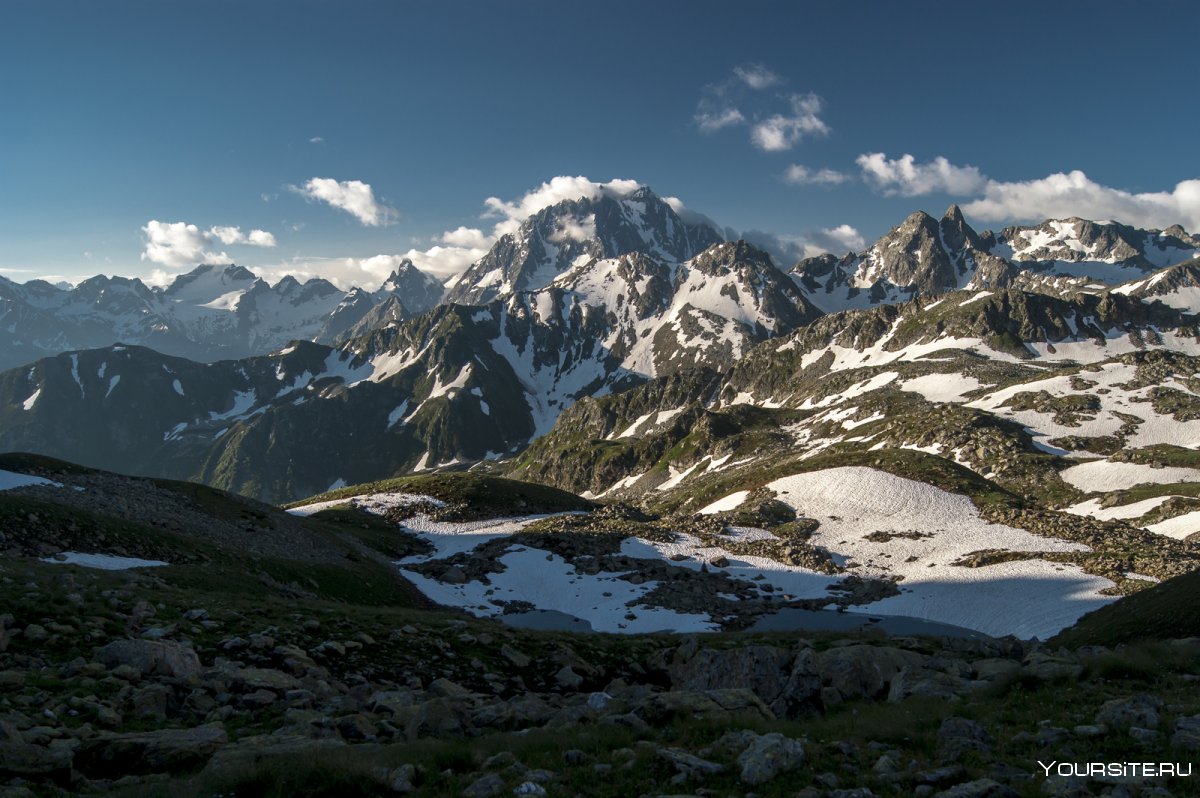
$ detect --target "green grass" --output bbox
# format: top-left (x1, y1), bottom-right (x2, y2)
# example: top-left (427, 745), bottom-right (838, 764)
top-left (0, 450), bottom-right (98, 475)
top-left (1119, 444), bottom-right (1200, 468)
top-left (286, 472), bottom-right (593, 518)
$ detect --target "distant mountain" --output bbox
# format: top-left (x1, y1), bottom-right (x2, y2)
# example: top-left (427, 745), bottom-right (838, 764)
top-left (5, 186), bottom-right (1200, 512)
top-left (792, 206), bottom-right (1199, 313)
top-left (0, 261), bottom-right (444, 371)
top-left (443, 186), bottom-right (725, 305)
top-left (0, 237), bottom-right (817, 501)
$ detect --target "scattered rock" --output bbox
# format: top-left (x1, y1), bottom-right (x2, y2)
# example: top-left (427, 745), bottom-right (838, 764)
top-left (1171, 715), bottom-right (1200, 750)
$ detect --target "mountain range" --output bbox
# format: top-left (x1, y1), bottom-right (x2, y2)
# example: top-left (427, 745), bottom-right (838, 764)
top-left (2, 185), bottom-right (1200, 524)
top-left (0, 258), bottom-right (444, 371)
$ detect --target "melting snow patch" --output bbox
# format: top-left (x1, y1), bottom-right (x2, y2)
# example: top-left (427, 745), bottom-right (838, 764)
top-left (698, 490), bottom-right (750, 514)
top-left (1060, 461), bottom-right (1200, 492)
top-left (959, 290), bottom-right (994, 306)
top-left (22, 388), bottom-right (41, 410)
top-left (0, 470), bottom-right (62, 491)
top-left (287, 491), bottom-right (446, 518)
top-left (401, 546), bottom-right (715, 634)
top-left (900, 373), bottom-right (984, 403)
top-left (760, 467), bottom-right (1109, 639)
top-left (42, 552), bottom-right (168, 570)
top-left (1065, 495), bottom-right (1178, 521)
top-left (1145, 511), bottom-right (1200, 541)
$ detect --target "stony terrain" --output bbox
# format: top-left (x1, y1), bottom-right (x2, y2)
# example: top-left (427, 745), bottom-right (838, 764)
top-left (1, 457), bottom-right (1200, 796)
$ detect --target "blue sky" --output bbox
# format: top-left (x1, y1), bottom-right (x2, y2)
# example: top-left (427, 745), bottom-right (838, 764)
top-left (2, 0), bottom-right (1198, 288)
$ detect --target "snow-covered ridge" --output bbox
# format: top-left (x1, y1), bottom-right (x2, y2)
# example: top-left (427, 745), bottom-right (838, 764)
top-left (0, 261), bottom-right (443, 371)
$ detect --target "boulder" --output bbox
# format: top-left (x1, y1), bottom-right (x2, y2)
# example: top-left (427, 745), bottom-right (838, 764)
top-left (634, 689), bottom-right (775, 724)
top-left (932, 778), bottom-right (1018, 797)
top-left (815, 645), bottom-right (925, 700)
top-left (0, 741), bottom-right (74, 781)
top-left (887, 667), bottom-right (977, 702)
top-left (1172, 715), bottom-right (1200, 750)
top-left (737, 732), bottom-right (804, 785)
top-left (937, 717), bottom-right (991, 761)
top-left (462, 772), bottom-right (504, 798)
top-left (1020, 653), bottom-right (1082, 683)
top-left (668, 645), bottom-right (790, 704)
top-left (231, 667), bottom-right (303, 693)
top-left (1094, 694), bottom-right (1161, 732)
top-left (93, 639), bottom-right (201, 679)
top-left (657, 746), bottom-right (725, 778)
top-left (75, 722), bottom-right (227, 776)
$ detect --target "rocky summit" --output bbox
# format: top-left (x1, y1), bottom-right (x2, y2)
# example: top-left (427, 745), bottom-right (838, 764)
top-left (3, 185), bottom-right (1200, 797)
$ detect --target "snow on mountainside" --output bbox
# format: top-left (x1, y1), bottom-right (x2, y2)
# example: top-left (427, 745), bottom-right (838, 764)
top-left (0, 261), bottom-right (444, 371)
top-left (0, 235), bottom-right (817, 502)
top-left (5, 184), bottom-right (1200, 511)
top-left (444, 185), bottom-right (725, 306)
top-left (792, 206), bottom-right (1200, 314)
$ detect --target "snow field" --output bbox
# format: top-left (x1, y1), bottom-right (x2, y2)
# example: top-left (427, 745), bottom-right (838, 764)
top-left (1059, 461), bottom-right (1200, 492)
top-left (0, 470), bottom-right (63, 491)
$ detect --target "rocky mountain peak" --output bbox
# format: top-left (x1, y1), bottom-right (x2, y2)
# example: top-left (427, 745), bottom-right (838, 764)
top-left (377, 260), bottom-right (443, 314)
top-left (939, 204), bottom-right (986, 254)
top-left (444, 185), bottom-right (724, 306)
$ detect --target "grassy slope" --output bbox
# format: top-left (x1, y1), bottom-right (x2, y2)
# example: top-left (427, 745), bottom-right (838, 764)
top-left (285, 472), bottom-right (594, 518)
top-left (1053, 567), bottom-right (1200, 647)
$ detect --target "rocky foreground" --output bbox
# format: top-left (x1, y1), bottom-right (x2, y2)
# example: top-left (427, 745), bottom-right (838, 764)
top-left (2, 561), bottom-right (1200, 797)
top-left (0, 457), bottom-right (1197, 796)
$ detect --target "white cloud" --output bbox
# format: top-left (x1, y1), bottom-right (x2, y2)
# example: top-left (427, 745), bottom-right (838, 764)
top-left (810, 224), bottom-right (866, 253)
top-left (857, 152), bottom-right (1200, 230)
top-left (251, 248), bottom-right (476, 291)
top-left (293, 177), bottom-right (397, 226)
top-left (208, 225), bottom-right (277, 247)
top-left (695, 107), bottom-right (746, 132)
top-left (548, 214), bottom-right (597, 244)
top-left (140, 220), bottom-right (278, 270)
top-left (483, 176), bottom-right (641, 238)
top-left (963, 171), bottom-right (1200, 230)
top-left (750, 93), bottom-right (829, 152)
top-left (856, 152), bottom-right (988, 197)
top-left (733, 63), bottom-right (782, 90)
top-left (141, 221), bottom-right (230, 269)
top-left (309, 136), bottom-right (325, 144)
top-left (439, 226), bottom-right (491, 249)
top-left (401, 246), bottom-right (487, 280)
top-left (783, 164), bottom-right (849, 186)
top-left (247, 229), bottom-right (277, 247)
top-left (740, 223), bottom-right (864, 266)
